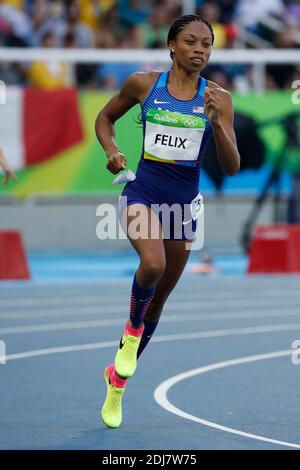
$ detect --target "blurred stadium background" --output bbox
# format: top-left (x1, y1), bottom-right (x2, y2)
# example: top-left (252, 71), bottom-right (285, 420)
top-left (0, 0), bottom-right (300, 281)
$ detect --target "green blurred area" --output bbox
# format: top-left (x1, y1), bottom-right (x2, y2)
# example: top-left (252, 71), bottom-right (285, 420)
top-left (0, 90), bottom-right (299, 197)
top-left (233, 91), bottom-right (300, 173)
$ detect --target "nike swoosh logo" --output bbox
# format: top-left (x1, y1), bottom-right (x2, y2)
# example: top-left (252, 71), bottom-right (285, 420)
top-left (182, 219), bottom-right (192, 226)
top-left (119, 337), bottom-right (124, 349)
top-left (154, 99), bottom-right (170, 104)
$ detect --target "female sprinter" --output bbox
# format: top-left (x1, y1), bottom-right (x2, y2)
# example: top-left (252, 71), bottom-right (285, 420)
top-left (95, 14), bottom-right (240, 429)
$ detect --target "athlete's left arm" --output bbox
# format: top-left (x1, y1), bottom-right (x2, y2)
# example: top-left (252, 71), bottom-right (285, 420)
top-left (204, 87), bottom-right (240, 176)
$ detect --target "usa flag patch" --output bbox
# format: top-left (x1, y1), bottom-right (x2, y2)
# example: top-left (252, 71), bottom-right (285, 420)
top-left (193, 106), bottom-right (204, 113)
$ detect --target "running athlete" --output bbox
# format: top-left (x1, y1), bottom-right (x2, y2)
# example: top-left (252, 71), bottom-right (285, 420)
top-left (95, 14), bottom-right (240, 429)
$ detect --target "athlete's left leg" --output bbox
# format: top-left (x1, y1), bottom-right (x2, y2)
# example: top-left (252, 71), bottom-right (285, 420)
top-left (137, 239), bottom-right (193, 358)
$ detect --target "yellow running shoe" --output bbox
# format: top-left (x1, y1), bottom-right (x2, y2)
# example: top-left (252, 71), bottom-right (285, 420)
top-left (101, 364), bottom-right (125, 429)
top-left (115, 320), bottom-right (144, 378)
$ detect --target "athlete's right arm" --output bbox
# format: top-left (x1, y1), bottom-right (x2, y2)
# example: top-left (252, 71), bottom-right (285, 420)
top-left (95, 72), bottom-right (146, 175)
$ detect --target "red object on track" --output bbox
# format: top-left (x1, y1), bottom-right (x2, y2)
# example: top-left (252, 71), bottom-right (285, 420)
top-left (247, 225), bottom-right (300, 274)
top-left (0, 231), bottom-right (30, 280)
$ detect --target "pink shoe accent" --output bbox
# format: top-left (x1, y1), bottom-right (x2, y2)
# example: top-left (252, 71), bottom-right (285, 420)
top-left (125, 319), bottom-right (144, 337)
top-left (105, 363), bottom-right (127, 388)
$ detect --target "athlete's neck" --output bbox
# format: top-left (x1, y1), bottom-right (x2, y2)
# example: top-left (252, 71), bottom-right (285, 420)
top-left (168, 66), bottom-right (200, 95)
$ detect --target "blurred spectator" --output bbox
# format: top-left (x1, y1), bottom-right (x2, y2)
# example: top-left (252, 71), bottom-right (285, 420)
top-left (117, 0), bottom-right (149, 28)
top-left (96, 6), bottom-right (121, 48)
top-left (218, 0), bottom-right (238, 24)
top-left (1, 0), bottom-right (24, 10)
top-left (204, 67), bottom-right (234, 90)
top-left (275, 27), bottom-right (298, 48)
top-left (30, 1), bottom-right (52, 37)
top-left (266, 28), bottom-right (298, 89)
top-left (197, 0), bottom-right (237, 24)
top-left (32, 0), bottom-right (95, 48)
top-left (284, 2), bottom-right (300, 28)
top-left (0, 0), bottom-right (30, 83)
top-left (235, 0), bottom-right (285, 32)
top-left (62, 28), bottom-right (94, 87)
top-left (141, 2), bottom-right (169, 49)
top-left (27, 31), bottom-right (68, 89)
top-left (0, 0), bottom-right (32, 45)
top-left (55, 0), bottom-right (95, 47)
top-left (198, 1), bottom-right (238, 48)
top-left (64, 29), bottom-right (76, 48)
top-left (117, 0), bottom-right (150, 48)
top-left (78, 0), bottom-right (116, 30)
top-left (96, 28), bottom-right (141, 89)
top-left (198, 2), bottom-right (226, 48)
top-left (0, 9), bottom-right (12, 43)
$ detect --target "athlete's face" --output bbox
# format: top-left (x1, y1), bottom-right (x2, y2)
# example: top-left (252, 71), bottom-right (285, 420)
top-left (169, 22), bottom-right (213, 72)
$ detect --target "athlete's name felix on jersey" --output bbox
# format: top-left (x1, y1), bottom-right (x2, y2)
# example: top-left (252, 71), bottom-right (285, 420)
top-left (154, 133), bottom-right (187, 149)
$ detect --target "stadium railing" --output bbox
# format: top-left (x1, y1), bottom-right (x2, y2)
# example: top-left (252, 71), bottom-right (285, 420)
top-left (0, 48), bottom-right (299, 92)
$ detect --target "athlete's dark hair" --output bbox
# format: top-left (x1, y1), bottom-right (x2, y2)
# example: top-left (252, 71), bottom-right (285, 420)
top-left (167, 14), bottom-right (214, 60)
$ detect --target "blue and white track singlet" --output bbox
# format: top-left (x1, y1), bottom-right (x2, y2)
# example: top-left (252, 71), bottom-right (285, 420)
top-left (120, 70), bottom-right (213, 240)
top-left (136, 70), bottom-right (212, 190)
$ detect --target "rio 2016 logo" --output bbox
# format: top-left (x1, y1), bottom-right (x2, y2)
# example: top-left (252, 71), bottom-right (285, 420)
top-left (291, 80), bottom-right (300, 105)
top-left (182, 118), bottom-right (197, 127)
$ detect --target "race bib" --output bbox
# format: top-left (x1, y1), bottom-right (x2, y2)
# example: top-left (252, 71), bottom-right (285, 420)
top-left (144, 109), bottom-right (205, 163)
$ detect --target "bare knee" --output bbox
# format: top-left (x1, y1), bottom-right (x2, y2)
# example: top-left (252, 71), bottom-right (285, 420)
top-left (140, 258), bottom-right (166, 284)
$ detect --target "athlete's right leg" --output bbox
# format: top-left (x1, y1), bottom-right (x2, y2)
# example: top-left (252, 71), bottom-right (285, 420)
top-left (101, 204), bottom-right (165, 428)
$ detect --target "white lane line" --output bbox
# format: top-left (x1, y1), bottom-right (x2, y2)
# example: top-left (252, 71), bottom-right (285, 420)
top-left (6, 340), bottom-right (119, 361)
top-left (154, 350), bottom-right (300, 449)
top-left (5, 324), bottom-right (300, 361)
top-left (0, 298), bottom-right (299, 320)
top-left (0, 289), bottom-right (299, 308)
top-left (5, 324), bottom-right (300, 447)
top-left (1, 312), bottom-right (300, 335)
top-left (0, 278), bottom-right (298, 293)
